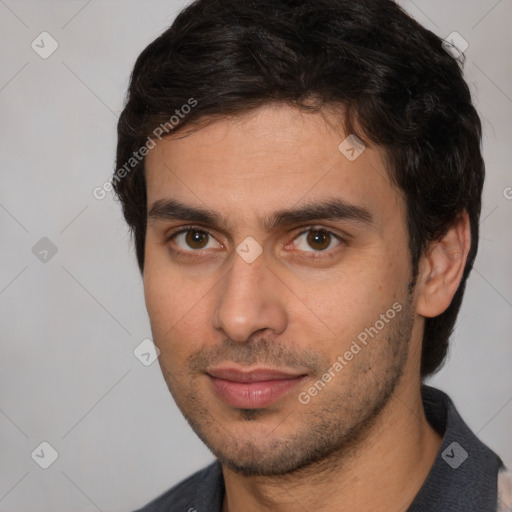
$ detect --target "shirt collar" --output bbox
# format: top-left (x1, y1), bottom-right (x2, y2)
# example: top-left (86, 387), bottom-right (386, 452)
top-left (194, 385), bottom-right (503, 511)
top-left (407, 385), bottom-right (503, 511)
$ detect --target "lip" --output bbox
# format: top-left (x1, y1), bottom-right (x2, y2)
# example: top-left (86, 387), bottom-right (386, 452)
top-left (206, 366), bottom-right (307, 409)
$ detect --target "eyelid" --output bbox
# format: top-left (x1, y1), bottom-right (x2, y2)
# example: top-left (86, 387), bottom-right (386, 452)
top-left (165, 224), bottom-right (347, 255)
top-left (166, 224), bottom-right (224, 249)
top-left (166, 224), bottom-right (217, 238)
top-left (293, 226), bottom-right (345, 240)
top-left (285, 226), bottom-right (345, 254)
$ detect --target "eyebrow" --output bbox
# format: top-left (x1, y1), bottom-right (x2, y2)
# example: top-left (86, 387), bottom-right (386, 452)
top-left (147, 197), bottom-right (373, 231)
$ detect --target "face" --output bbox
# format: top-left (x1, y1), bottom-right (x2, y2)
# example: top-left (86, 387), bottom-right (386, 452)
top-left (143, 104), bottom-right (417, 476)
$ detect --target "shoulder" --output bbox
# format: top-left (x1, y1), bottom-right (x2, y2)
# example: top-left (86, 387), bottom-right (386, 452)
top-left (133, 460), bottom-right (223, 512)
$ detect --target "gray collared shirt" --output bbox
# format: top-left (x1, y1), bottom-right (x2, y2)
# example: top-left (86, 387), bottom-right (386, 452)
top-left (135, 385), bottom-right (506, 511)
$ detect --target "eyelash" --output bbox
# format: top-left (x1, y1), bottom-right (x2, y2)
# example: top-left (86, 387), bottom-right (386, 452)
top-left (165, 225), bottom-right (346, 260)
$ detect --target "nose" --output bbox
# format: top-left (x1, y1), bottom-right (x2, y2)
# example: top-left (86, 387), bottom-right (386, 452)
top-left (211, 248), bottom-right (288, 343)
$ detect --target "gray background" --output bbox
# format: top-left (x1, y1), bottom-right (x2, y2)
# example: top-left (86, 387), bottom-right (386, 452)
top-left (0, 1), bottom-right (511, 510)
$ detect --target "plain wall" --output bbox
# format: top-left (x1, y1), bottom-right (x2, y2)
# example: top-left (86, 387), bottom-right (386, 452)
top-left (0, 1), bottom-right (511, 510)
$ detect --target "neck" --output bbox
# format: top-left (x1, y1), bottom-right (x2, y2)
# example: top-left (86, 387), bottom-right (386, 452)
top-left (221, 379), bottom-right (442, 512)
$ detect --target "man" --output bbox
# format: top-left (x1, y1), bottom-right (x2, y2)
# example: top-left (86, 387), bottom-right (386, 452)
top-left (113, 0), bottom-right (511, 510)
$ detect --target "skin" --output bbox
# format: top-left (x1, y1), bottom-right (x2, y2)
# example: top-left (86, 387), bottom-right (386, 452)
top-left (143, 104), bottom-right (471, 512)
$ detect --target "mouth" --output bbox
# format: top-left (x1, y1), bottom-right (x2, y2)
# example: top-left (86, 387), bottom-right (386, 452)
top-left (206, 365), bottom-right (308, 409)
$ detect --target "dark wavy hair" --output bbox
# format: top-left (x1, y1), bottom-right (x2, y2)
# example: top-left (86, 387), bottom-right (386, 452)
top-left (113, 0), bottom-right (484, 378)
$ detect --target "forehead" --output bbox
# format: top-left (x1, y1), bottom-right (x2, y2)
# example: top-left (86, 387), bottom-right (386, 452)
top-left (144, 104), bottom-right (404, 230)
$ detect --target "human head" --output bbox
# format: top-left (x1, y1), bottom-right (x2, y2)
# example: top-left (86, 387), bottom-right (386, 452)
top-left (113, 0), bottom-right (483, 378)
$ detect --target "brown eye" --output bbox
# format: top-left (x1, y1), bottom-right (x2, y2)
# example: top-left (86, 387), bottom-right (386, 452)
top-left (306, 229), bottom-right (332, 251)
top-left (171, 229), bottom-right (221, 252)
top-left (184, 230), bottom-right (209, 249)
top-left (292, 228), bottom-right (341, 253)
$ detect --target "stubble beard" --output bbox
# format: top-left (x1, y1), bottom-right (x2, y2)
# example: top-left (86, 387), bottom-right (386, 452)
top-left (160, 297), bottom-right (415, 478)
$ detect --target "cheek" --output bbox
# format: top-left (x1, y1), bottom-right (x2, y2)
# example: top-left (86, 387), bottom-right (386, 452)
top-left (293, 252), bottom-right (409, 347)
top-left (143, 255), bottom-right (213, 362)
top-left (144, 238), bottom-right (189, 324)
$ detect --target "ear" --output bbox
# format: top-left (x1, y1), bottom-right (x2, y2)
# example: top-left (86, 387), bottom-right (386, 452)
top-left (415, 210), bottom-right (471, 318)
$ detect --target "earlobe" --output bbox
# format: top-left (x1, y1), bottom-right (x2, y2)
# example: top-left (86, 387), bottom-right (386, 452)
top-left (415, 211), bottom-right (471, 318)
